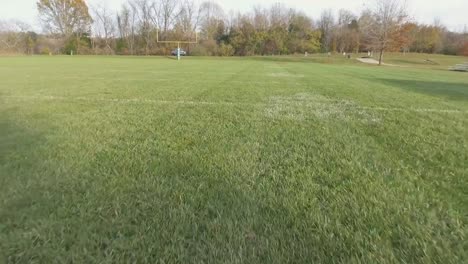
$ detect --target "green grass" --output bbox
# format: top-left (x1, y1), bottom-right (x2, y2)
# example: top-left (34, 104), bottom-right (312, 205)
top-left (1, 55), bottom-right (467, 263)
top-left (377, 52), bottom-right (467, 70)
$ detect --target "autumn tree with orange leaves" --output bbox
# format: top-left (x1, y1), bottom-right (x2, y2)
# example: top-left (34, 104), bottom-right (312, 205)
top-left (461, 41), bottom-right (468, 56)
top-left (390, 22), bottom-right (417, 53)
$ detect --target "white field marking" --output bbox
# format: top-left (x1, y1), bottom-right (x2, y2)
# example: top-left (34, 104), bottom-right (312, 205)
top-left (107, 69), bottom-right (240, 75)
top-left (2, 94), bottom-right (344, 106)
top-left (268, 93), bottom-right (340, 102)
top-left (265, 95), bottom-right (382, 123)
top-left (358, 106), bottom-right (466, 114)
top-left (39, 76), bottom-right (283, 85)
top-left (59, 76), bottom-right (173, 81)
top-left (267, 93), bottom-right (466, 120)
top-left (2, 95), bottom-right (241, 106)
top-left (268, 72), bottom-right (305, 78)
top-left (268, 94), bottom-right (468, 114)
top-left (2, 95), bottom-right (467, 114)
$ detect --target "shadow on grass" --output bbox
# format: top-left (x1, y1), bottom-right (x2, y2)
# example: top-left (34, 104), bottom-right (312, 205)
top-left (0, 109), bottom-right (43, 176)
top-left (388, 59), bottom-right (438, 65)
top-left (0, 105), bottom-right (54, 203)
top-left (375, 79), bottom-right (468, 101)
top-left (248, 56), bottom-right (320, 64)
top-left (0, 108), bottom-right (58, 263)
top-left (248, 55), bottom-right (357, 65)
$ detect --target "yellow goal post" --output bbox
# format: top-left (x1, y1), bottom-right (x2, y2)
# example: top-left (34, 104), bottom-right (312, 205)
top-left (156, 30), bottom-right (199, 60)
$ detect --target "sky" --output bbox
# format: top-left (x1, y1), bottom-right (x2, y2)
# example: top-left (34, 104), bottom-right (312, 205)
top-left (1, 0), bottom-right (467, 32)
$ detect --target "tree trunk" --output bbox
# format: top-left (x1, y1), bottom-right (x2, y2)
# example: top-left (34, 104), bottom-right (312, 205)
top-left (378, 48), bottom-right (384, 65)
top-left (76, 35), bottom-right (80, 55)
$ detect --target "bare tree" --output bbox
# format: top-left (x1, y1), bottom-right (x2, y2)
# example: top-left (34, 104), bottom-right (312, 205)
top-left (253, 6), bottom-right (269, 31)
top-left (335, 9), bottom-right (359, 53)
top-left (338, 9), bottom-right (355, 26)
top-left (318, 9), bottom-right (335, 52)
top-left (152, 0), bottom-right (180, 34)
top-left (177, 0), bottom-right (201, 33)
top-left (362, 0), bottom-right (408, 65)
top-left (92, 4), bottom-right (116, 54)
top-left (269, 3), bottom-right (290, 29)
top-left (0, 20), bottom-right (32, 54)
top-left (131, 0), bottom-right (157, 55)
top-left (199, 1), bottom-right (225, 40)
top-left (117, 3), bottom-right (137, 55)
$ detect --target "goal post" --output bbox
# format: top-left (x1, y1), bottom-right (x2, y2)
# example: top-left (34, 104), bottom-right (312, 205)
top-left (156, 30), bottom-right (198, 60)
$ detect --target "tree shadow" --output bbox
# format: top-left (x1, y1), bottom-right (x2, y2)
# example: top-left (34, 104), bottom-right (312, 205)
top-left (0, 108), bottom-right (56, 262)
top-left (249, 53), bottom-right (361, 63)
top-left (375, 79), bottom-right (468, 101)
top-left (0, 108), bottom-right (44, 181)
top-left (389, 59), bottom-right (437, 65)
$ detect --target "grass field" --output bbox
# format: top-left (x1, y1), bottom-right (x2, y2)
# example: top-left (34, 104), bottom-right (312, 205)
top-left (1, 54), bottom-right (467, 263)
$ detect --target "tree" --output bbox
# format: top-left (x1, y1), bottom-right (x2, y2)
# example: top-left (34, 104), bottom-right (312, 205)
top-left (393, 22), bottom-right (416, 53)
top-left (411, 25), bottom-right (443, 53)
top-left (460, 41), bottom-right (468, 56)
top-left (462, 25), bottom-right (467, 52)
top-left (172, 0), bottom-right (201, 54)
top-left (229, 14), bottom-right (256, 56)
top-left (0, 20), bottom-right (34, 54)
top-left (318, 9), bottom-right (335, 52)
top-left (37, 0), bottom-right (92, 37)
top-left (176, 0), bottom-right (201, 33)
top-left (27, 0), bottom-right (462, 57)
top-left (153, 0), bottom-right (180, 34)
top-left (117, 4), bottom-right (137, 55)
top-left (132, 0), bottom-right (157, 55)
top-left (287, 12), bottom-right (321, 54)
top-left (362, 0), bottom-right (407, 65)
top-left (335, 9), bottom-right (359, 53)
top-left (91, 4), bottom-right (116, 54)
top-left (199, 1), bottom-right (225, 40)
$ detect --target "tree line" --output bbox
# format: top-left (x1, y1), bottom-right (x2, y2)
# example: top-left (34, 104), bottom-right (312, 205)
top-left (0, 0), bottom-right (467, 61)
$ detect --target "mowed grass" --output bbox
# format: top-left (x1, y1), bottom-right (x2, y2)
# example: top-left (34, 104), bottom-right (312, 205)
top-left (1, 55), bottom-right (467, 263)
top-left (381, 52), bottom-right (467, 70)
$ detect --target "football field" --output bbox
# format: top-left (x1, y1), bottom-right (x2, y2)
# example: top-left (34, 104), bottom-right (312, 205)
top-left (1, 55), bottom-right (467, 262)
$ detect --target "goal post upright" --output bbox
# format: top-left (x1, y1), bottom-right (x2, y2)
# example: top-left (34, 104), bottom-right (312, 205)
top-left (156, 30), bottom-right (199, 61)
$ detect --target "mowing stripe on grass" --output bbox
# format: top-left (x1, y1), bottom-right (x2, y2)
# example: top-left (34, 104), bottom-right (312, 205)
top-left (3, 95), bottom-right (467, 114)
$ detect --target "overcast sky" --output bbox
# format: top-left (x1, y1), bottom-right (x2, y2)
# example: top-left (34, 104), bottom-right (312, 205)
top-left (1, 0), bottom-right (467, 32)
